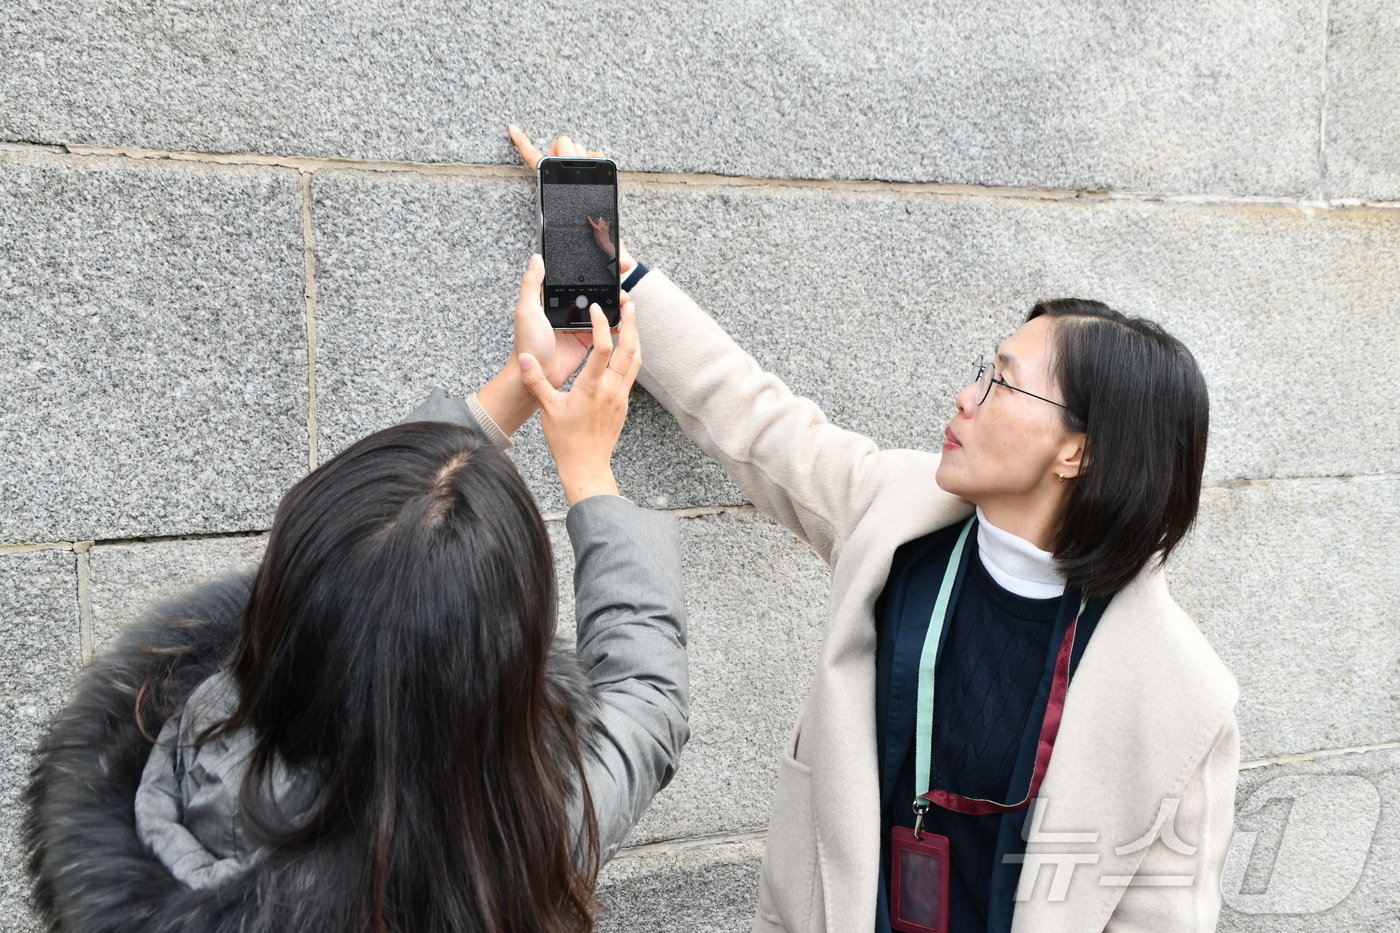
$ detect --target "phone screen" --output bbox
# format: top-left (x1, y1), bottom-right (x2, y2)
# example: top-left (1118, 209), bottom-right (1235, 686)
top-left (539, 158), bottom-right (620, 329)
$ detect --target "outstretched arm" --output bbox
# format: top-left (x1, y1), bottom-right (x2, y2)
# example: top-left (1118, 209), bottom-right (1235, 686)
top-left (566, 494), bottom-right (687, 863)
top-left (509, 126), bottom-right (898, 565)
top-left (628, 268), bottom-right (891, 565)
top-left (514, 277), bottom-right (687, 863)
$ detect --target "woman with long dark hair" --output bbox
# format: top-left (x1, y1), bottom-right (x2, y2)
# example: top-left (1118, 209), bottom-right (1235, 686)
top-left (510, 129), bottom-right (1239, 933)
top-left (25, 257), bottom-right (687, 932)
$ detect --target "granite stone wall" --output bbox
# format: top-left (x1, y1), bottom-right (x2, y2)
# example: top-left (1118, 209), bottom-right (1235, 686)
top-left (2, 2), bottom-right (1396, 930)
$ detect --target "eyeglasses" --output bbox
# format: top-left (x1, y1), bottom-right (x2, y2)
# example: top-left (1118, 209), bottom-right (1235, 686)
top-left (973, 358), bottom-right (1075, 412)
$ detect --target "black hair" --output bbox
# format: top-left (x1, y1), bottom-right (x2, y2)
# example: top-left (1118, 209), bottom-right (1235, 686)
top-left (205, 420), bottom-right (599, 932)
top-left (1028, 299), bottom-right (1210, 599)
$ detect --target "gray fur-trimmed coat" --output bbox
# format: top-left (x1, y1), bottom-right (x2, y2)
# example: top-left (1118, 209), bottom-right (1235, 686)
top-left (23, 393), bottom-right (690, 932)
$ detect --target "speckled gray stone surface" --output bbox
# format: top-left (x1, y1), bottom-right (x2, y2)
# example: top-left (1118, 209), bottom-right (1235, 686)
top-left (87, 534), bottom-right (268, 655)
top-left (308, 169), bottom-right (532, 462)
top-left (313, 170), bottom-right (1400, 510)
top-left (596, 837), bottom-right (763, 932)
top-left (1325, 0), bottom-right (1400, 200)
top-left (1217, 747), bottom-right (1398, 932)
top-left (1170, 479), bottom-right (1400, 763)
top-left (0, 154), bottom-right (308, 544)
top-left (0, 1), bottom-right (1326, 197)
top-left (0, 550), bottom-right (79, 933)
top-left (548, 509), bottom-right (828, 847)
top-left (627, 185), bottom-right (1400, 486)
top-left (309, 169), bottom-right (742, 513)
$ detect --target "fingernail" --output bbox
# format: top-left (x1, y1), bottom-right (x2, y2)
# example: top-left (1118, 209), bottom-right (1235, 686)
top-left (527, 253), bottom-right (541, 270)
top-left (519, 354), bottom-right (534, 370)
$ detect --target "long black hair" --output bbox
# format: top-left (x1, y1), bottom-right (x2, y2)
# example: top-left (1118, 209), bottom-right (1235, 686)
top-left (1029, 299), bottom-right (1210, 598)
top-left (207, 419), bottom-right (599, 931)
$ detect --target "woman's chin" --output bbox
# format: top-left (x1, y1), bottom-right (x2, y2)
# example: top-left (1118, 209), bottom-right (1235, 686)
top-left (933, 461), bottom-right (963, 498)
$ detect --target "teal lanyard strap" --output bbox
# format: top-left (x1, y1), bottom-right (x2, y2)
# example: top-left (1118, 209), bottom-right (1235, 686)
top-left (913, 517), bottom-right (975, 798)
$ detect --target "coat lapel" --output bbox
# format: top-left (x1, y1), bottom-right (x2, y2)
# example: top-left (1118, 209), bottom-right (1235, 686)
top-left (1008, 570), bottom-right (1238, 933)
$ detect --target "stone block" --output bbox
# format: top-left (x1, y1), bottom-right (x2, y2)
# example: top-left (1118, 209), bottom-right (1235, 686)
top-left (548, 510), bottom-right (829, 846)
top-left (1324, 0), bottom-right (1400, 200)
top-left (623, 184), bottom-right (1400, 487)
top-left (0, 155), bottom-right (308, 543)
top-left (87, 534), bottom-right (268, 656)
top-left (0, 1), bottom-right (1323, 197)
top-left (0, 550), bottom-right (80, 933)
top-left (1218, 746), bottom-right (1399, 932)
top-left (316, 174), bottom-right (1399, 513)
top-left (597, 837), bottom-right (763, 932)
top-left (310, 169), bottom-right (741, 514)
top-left (1170, 479), bottom-right (1400, 762)
top-left (309, 169), bottom-right (530, 463)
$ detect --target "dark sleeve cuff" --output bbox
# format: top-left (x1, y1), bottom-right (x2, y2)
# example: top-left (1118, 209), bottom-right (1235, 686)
top-left (621, 261), bottom-right (649, 293)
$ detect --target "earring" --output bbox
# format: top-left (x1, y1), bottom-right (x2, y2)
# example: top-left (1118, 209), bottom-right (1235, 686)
top-left (1056, 472), bottom-right (1068, 482)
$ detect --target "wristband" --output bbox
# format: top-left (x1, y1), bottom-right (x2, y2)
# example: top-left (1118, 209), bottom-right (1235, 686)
top-left (621, 261), bottom-right (650, 292)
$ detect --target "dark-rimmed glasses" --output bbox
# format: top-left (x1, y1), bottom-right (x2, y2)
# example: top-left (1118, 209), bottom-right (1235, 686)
top-left (974, 358), bottom-right (1074, 412)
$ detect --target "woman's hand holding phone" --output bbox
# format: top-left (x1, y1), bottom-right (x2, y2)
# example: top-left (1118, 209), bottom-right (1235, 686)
top-left (514, 253), bottom-right (593, 386)
top-left (475, 253), bottom-right (596, 436)
top-left (518, 294), bottom-right (642, 506)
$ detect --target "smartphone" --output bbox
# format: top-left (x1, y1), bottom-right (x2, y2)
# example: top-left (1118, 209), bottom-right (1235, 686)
top-left (537, 157), bottom-right (621, 329)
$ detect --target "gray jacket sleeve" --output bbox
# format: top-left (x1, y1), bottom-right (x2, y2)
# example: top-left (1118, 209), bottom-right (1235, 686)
top-left (399, 387), bottom-right (514, 450)
top-left (566, 494), bottom-right (689, 865)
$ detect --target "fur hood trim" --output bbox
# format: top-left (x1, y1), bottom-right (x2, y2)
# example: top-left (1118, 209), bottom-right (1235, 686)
top-left (23, 572), bottom-right (600, 932)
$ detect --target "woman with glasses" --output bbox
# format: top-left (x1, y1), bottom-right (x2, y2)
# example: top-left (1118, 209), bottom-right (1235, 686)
top-left (510, 129), bottom-right (1239, 933)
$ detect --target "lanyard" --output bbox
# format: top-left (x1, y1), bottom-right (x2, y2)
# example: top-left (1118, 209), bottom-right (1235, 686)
top-left (913, 517), bottom-right (1086, 820)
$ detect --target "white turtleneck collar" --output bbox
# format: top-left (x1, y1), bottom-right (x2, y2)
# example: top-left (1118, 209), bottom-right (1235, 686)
top-left (975, 506), bottom-right (1066, 600)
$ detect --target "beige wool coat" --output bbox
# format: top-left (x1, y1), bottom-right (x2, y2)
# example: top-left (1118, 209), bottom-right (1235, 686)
top-left (628, 269), bottom-right (1241, 933)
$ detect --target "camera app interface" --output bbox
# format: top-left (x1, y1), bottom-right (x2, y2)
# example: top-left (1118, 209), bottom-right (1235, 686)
top-left (541, 167), bottom-right (618, 326)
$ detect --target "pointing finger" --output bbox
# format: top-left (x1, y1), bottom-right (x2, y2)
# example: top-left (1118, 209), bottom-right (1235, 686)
top-left (612, 298), bottom-right (640, 376)
top-left (507, 123), bottom-right (543, 170)
top-left (581, 303), bottom-right (614, 379)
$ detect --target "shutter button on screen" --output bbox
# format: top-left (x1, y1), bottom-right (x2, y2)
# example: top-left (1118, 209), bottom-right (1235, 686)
top-left (569, 294), bottom-right (590, 325)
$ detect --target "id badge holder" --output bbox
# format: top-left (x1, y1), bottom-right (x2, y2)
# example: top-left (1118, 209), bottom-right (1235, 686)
top-left (890, 805), bottom-right (950, 933)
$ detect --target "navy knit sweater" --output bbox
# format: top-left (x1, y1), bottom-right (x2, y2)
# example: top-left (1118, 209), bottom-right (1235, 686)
top-left (873, 526), bottom-right (1083, 933)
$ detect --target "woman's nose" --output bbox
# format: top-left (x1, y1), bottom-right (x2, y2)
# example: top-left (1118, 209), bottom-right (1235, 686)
top-left (953, 381), bottom-right (976, 415)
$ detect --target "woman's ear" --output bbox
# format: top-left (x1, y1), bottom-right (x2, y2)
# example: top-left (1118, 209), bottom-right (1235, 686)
top-left (1056, 434), bottom-right (1086, 480)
